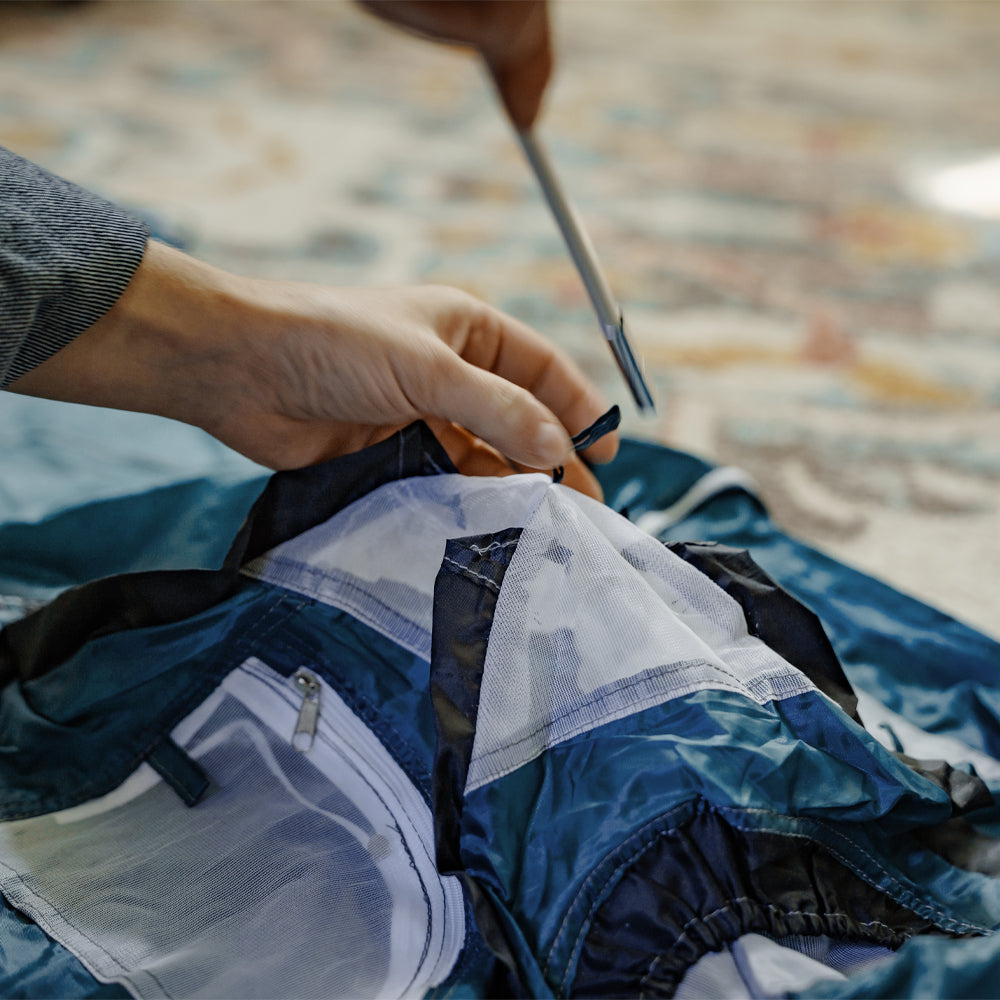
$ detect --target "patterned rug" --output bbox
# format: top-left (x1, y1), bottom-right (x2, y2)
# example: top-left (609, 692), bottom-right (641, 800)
top-left (2, 0), bottom-right (998, 637)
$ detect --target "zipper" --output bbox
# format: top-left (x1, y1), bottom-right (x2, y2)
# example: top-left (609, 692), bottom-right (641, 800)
top-left (291, 668), bottom-right (321, 752)
top-left (235, 657), bottom-right (466, 990)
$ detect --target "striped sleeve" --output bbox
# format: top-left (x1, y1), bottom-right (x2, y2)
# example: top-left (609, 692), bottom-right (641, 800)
top-left (0, 146), bottom-right (151, 389)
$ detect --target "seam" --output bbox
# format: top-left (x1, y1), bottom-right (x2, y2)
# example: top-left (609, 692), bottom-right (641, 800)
top-left (0, 860), bottom-right (173, 995)
top-left (471, 660), bottom-right (776, 768)
top-left (306, 723), bottom-right (437, 994)
top-left (639, 901), bottom-right (909, 996)
top-left (440, 555), bottom-right (500, 594)
top-left (718, 808), bottom-right (988, 933)
top-left (549, 803), bottom-right (694, 989)
top-left (550, 801), bottom-right (990, 992)
top-left (468, 539), bottom-right (520, 556)
top-left (235, 655), bottom-right (441, 992)
top-left (244, 560), bottom-right (430, 656)
top-left (0, 860), bottom-right (129, 975)
top-left (1, 593), bottom-right (302, 822)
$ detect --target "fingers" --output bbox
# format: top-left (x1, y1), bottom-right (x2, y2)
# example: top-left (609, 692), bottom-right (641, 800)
top-left (425, 351), bottom-right (573, 469)
top-left (555, 455), bottom-right (604, 501)
top-left (437, 294), bottom-right (620, 465)
top-left (430, 420), bottom-right (605, 502)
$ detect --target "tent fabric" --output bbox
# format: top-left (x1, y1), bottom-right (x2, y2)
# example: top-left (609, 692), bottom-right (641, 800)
top-left (0, 423), bottom-right (998, 998)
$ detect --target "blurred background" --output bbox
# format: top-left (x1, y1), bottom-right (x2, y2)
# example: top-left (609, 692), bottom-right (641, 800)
top-left (1, 0), bottom-right (998, 637)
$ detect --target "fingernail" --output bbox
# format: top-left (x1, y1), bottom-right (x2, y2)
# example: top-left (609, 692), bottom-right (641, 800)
top-left (533, 421), bottom-right (571, 465)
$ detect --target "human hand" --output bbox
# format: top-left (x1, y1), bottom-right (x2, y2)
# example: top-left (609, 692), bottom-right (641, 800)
top-left (358, 0), bottom-right (552, 129)
top-left (9, 241), bottom-right (617, 499)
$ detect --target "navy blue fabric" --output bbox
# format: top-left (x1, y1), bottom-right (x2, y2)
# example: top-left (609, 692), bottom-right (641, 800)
top-left (0, 894), bottom-right (128, 999)
top-left (0, 422), bottom-right (456, 818)
top-left (0, 422), bottom-right (455, 685)
top-left (1, 429), bottom-right (998, 998)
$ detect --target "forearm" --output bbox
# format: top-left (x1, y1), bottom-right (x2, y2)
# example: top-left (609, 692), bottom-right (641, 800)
top-left (0, 145), bottom-right (151, 389)
top-left (8, 240), bottom-right (249, 428)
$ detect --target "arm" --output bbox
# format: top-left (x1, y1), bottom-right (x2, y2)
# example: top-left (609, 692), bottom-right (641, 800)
top-left (8, 236), bottom-right (616, 497)
top-left (0, 145), bottom-right (150, 388)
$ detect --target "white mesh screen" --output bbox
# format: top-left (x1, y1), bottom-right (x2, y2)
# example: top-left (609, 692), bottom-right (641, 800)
top-left (243, 471), bottom-right (816, 794)
top-left (0, 658), bottom-right (463, 999)
top-left (466, 488), bottom-right (817, 790)
top-left (242, 473), bottom-right (552, 659)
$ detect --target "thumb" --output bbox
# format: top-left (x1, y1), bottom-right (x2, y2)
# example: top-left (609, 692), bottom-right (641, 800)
top-left (427, 353), bottom-right (572, 468)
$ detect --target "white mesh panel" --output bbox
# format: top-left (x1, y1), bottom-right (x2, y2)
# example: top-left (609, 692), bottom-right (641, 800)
top-left (0, 658), bottom-right (463, 999)
top-left (243, 473), bottom-right (551, 659)
top-left (242, 472), bottom-right (816, 793)
top-left (466, 488), bottom-right (817, 790)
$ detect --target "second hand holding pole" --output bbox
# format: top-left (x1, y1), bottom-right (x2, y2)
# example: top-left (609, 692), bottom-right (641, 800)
top-left (514, 129), bottom-right (656, 415)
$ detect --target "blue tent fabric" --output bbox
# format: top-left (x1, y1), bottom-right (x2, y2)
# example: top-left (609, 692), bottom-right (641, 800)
top-left (595, 443), bottom-right (1000, 812)
top-left (0, 423), bottom-right (999, 997)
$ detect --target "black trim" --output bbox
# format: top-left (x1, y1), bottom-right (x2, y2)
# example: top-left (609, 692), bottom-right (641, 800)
top-left (665, 541), bottom-right (858, 720)
top-left (666, 542), bottom-right (994, 818)
top-left (571, 405), bottom-right (621, 453)
top-left (553, 405), bottom-right (621, 483)
top-left (0, 422), bottom-right (455, 684)
top-left (430, 527), bottom-right (522, 871)
top-left (146, 736), bottom-right (211, 807)
top-left (430, 527), bottom-right (526, 997)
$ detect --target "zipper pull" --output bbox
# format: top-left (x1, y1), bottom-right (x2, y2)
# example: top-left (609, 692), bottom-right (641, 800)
top-left (291, 668), bottom-right (321, 752)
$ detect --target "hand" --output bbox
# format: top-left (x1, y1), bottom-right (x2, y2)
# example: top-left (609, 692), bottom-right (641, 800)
top-left (9, 241), bottom-right (617, 499)
top-left (358, 0), bottom-right (552, 129)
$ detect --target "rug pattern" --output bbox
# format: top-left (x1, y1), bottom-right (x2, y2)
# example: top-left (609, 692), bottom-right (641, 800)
top-left (1, 0), bottom-right (998, 636)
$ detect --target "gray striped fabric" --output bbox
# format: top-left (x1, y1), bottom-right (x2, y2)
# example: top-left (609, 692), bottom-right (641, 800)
top-left (1, 146), bottom-right (151, 388)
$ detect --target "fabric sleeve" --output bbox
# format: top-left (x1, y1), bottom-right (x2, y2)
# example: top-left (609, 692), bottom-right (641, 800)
top-left (0, 146), bottom-right (152, 389)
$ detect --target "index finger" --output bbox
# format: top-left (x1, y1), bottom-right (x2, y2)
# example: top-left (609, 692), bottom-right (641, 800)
top-left (452, 299), bottom-right (620, 465)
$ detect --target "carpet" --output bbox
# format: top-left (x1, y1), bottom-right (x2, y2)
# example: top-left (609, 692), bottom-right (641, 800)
top-left (1, 0), bottom-right (998, 637)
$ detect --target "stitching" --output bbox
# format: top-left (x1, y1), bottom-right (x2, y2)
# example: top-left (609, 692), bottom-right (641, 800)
top-left (468, 539), bottom-right (520, 556)
top-left (667, 896), bottom-right (901, 958)
top-left (550, 801), bottom-right (990, 992)
top-left (546, 802), bottom-right (694, 983)
top-left (719, 808), bottom-right (987, 933)
top-left (246, 562), bottom-right (430, 655)
top-left (234, 656), bottom-right (443, 990)
top-left (306, 719), bottom-right (438, 991)
top-left (554, 813), bottom-right (694, 990)
top-left (0, 860), bottom-right (130, 974)
top-left (471, 661), bottom-right (770, 767)
top-left (639, 900), bottom-right (910, 995)
top-left (0, 860), bottom-right (173, 995)
top-left (440, 555), bottom-right (500, 593)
